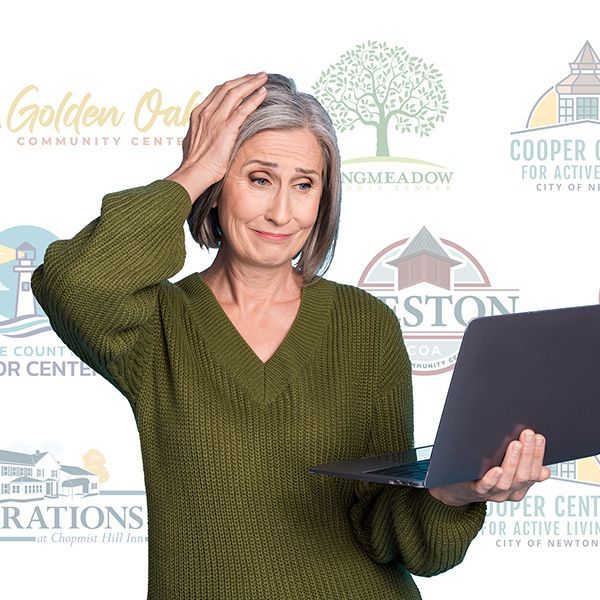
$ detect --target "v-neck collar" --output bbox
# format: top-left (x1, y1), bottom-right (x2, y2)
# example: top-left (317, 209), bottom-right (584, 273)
top-left (178, 273), bottom-right (335, 405)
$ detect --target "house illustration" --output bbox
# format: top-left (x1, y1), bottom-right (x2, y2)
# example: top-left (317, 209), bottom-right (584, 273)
top-left (527, 41), bottom-right (600, 128)
top-left (385, 227), bottom-right (461, 291)
top-left (0, 448), bottom-right (99, 502)
top-left (550, 455), bottom-right (600, 487)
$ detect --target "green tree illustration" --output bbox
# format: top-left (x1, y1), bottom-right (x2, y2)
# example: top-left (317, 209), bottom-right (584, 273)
top-left (312, 41), bottom-right (448, 157)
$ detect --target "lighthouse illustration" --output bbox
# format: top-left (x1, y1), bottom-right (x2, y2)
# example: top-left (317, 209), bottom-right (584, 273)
top-left (12, 242), bottom-right (37, 317)
top-left (0, 229), bottom-right (54, 338)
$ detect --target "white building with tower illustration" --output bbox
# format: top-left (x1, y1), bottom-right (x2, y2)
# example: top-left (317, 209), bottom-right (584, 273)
top-left (12, 242), bottom-right (38, 318)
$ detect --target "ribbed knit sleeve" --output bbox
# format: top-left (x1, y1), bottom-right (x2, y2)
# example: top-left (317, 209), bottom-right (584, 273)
top-left (30, 179), bottom-right (192, 401)
top-left (349, 303), bottom-right (487, 577)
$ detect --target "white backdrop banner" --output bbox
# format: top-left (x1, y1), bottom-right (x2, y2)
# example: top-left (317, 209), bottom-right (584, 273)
top-left (2, 2), bottom-right (599, 598)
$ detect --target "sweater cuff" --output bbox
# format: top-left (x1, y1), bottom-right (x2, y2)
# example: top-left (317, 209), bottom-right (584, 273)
top-left (403, 488), bottom-right (487, 575)
top-left (372, 487), bottom-right (487, 562)
top-left (416, 488), bottom-right (487, 528)
top-left (350, 480), bottom-right (487, 572)
top-left (145, 178), bottom-right (192, 220)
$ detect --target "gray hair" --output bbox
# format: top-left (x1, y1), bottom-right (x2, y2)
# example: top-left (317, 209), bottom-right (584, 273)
top-left (186, 73), bottom-right (341, 286)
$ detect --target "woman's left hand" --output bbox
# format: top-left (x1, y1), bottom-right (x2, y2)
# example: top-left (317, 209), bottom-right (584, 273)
top-left (428, 429), bottom-right (552, 507)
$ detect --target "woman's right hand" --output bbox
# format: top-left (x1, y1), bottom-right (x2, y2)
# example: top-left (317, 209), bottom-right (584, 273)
top-left (164, 72), bottom-right (268, 203)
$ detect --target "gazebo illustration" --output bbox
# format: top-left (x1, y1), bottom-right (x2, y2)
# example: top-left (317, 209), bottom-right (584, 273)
top-left (527, 41), bottom-right (600, 128)
top-left (385, 227), bottom-right (461, 291)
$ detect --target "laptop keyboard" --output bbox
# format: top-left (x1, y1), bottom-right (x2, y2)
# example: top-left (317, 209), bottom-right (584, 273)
top-left (366, 459), bottom-right (430, 479)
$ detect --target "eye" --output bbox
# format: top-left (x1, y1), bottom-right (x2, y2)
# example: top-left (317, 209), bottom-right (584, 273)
top-left (250, 176), bottom-right (269, 186)
top-left (297, 182), bottom-right (312, 191)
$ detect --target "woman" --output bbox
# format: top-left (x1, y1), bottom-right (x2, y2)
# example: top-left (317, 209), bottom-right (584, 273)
top-left (31, 72), bottom-right (550, 599)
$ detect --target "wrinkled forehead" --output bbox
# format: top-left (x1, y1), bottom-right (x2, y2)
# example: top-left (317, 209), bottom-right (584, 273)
top-left (231, 128), bottom-right (326, 178)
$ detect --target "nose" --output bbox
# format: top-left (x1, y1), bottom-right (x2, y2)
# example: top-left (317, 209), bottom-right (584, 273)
top-left (264, 186), bottom-right (292, 226)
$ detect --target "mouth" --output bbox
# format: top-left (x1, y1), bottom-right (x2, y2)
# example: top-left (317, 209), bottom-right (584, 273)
top-left (252, 229), bottom-right (294, 241)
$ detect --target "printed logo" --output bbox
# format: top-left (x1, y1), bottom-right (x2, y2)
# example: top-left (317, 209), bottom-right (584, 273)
top-left (480, 490), bottom-right (600, 551)
top-left (481, 455), bottom-right (600, 550)
top-left (0, 225), bottom-right (98, 377)
top-left (358, 227), bottom-right (519, 375)
top-left (511, 40), bottom-right (600, 191)
top-left (550, 456), bottom-right (600, 487)
top-left (313, 40), bottom-right (454, 192)
top-left (0, 445), bottom-right (146, 545)
top-left (1, 447), bottom-right (102, 502)
top-left (0, 226), bottom-right (56, 338)
top-left (2, 85), bottom-right (201, 147)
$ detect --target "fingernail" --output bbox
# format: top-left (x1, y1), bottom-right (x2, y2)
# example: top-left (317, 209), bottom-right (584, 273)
top-left (525, 431), bottom-right (534, 442)
top-left (535, 435), bottom-right (544, 447)
top-left (513, 442), bottom-right (522, 454)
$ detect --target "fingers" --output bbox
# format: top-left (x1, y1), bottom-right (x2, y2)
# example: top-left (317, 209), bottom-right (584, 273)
top-left (194, 73), bottom-right (259, 113)
top-left (529, 433), bottom-right (546, 480)
top-left (514, 429), bottom-right (537, 483)
top-left (473, 466), bottom-right (504, 496)
top-left (438, 429), bottom-right (551, 505)
top-left (495, 439), bottom-right (523, 492)
top-left (471, 429), bottom-right (549, 503)
top-left (205, 72), bottom-right (267, 119)
top-left (187, 72), bottom-right (266, 129)
top-left (229, 84), bottom-right (267, 123)
top-left (177, 72), bottom-right (268, 183)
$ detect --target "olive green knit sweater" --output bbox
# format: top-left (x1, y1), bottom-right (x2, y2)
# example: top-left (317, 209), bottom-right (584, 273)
top-left (31, 179), bottom-right (486, 599)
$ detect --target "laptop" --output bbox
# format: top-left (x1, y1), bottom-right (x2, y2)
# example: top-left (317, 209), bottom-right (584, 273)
top-left (309, 304), bottom-right (600, 488)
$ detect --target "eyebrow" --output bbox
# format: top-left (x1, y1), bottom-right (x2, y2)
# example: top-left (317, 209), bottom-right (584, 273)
top-left (241, 159), bottom-right (320, 177)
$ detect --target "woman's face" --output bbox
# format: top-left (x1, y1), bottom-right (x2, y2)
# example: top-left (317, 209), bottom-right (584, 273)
top-left (216, 128), bottom-right (323, 270)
